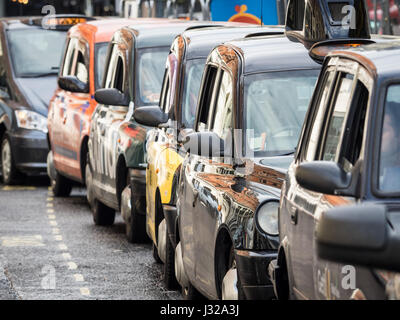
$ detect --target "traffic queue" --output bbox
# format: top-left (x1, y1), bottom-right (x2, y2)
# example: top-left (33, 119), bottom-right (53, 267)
top-left (1, 0), bottom-right (400, 300)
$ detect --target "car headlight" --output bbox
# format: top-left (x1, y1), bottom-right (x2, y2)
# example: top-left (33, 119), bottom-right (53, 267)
top-left (255, 200), bottom-right (279, 236)
top-left (15, 110), bottom-right (48, 133)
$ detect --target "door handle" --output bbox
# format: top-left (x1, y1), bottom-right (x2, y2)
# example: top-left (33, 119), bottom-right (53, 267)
top-left (290, 206), bottom-right (298, 225)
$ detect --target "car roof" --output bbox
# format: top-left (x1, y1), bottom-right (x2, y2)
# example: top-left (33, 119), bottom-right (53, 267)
top-left (125, 20), bottom-right (245, 49)
top-left (69, 18), bottom-right (136, 43)
top-left (181, 25), bottom-right (284, 60)
top-left (225, 35), bottom-right (320, 75)
top-left (329, 40), bottom-right (400, 81)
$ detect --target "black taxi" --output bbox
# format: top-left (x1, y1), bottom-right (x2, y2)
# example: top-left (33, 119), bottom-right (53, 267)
top-left (271, 2), bottom-right (400, 300)
top-left (307, 41), bottom-right (400, 300)
top-left (175, 0), bottom-right (374, 301)
top-left (133, 24), bottom-right (283, 290)
top-left (0, 15), bottom-right (93, 184)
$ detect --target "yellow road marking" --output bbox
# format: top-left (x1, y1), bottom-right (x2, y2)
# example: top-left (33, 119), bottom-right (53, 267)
top-left (2, 186), bottom-right (36, 191)
top-left (48, 215), bottom-right (56, 220)
top-left (58, 244), bottom-right (68, 251)
top-left (1, 235), bottom-right (44, 247)
top-left (62, 253), bottom-right (72, 260)
top-left (54, 235), bottom-right (63, 241)
top-left (49, 221), bottom-right (58, 226)
top-left (74, 274), bottom-right (84, 282)
top-left (67, 262), bottom-right (78, 270)
top-left (47, 197), bottom-right (54, 202)
top-left (47, 209), bottom-right (54, 213)
top-left (47, 203), bottom-right (53, 208)
top-left (52, 228), bottom-right (60, 234)
top-left (80, 288), bottom-right (90, 296)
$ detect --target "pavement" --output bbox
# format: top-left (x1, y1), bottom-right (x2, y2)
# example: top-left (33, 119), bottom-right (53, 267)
top-left (0, 176), bottom-right (181, 300)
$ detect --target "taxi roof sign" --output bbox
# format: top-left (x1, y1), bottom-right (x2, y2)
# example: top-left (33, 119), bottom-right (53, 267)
top-left (309, 39), bottom-right (375, 63)
top-left (285, 0), bottom-right (370, 49)
top-left (30, 15), bottom-right (95, 31)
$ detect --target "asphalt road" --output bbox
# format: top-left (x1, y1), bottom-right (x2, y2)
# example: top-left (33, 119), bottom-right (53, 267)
top-left (0, 176), bottom-right (181, 300)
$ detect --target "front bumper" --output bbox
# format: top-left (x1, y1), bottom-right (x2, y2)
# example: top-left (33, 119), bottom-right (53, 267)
top-left (9, 129), bottom-right (48, 174)
top-left (235, 249), bottom-right (277, 300)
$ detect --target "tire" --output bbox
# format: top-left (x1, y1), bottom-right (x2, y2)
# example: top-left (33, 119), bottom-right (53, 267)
top-left (1, 135), bottom-right (21, 185)
top-left (163, 225), bottom-right (179, 290)
top-left (152, 242), bottom-right (162, 264)
top-left (223, 246), bottom-right (245, 300)
top-left (50, 171), bottom-right (73, 197)
top-left (126, 205), bottom-right (147, 243)
top-left (126, 187), bottom-right (148, 243)
top-left (92, 199), bottom-right (115, 226)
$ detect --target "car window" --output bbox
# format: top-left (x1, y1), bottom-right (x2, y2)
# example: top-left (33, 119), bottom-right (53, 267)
top-left (379, 84), bottom-right (400, 192)
top-left (95, 43), bottom-right (108, 90)
top-left (114, 57), bottom-right (124, 93)
top-left (62, 38), bottom-right (77, 77)
top-left (212, 71), bottom-right (233, 140)
top-left (104, 45), bottom-right (119, 89)
top-left (75, 50), bottom-right (88, 84)
top-left (244, 70), bottom-right (319, 157)
top-left (321, 74), bottom-right (354, 161)
top-left (197, 65), bottom-right (219, 131)
top-left (304, 70), bottom-right (336, 161)
top-left (137, 47), bottom-right (169, 105)
top-left (181, 59), bottom-right (206, 129)
top-left (8, 29), bottom-right (66, 77)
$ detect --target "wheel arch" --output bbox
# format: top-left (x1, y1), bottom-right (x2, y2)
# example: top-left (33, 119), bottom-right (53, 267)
top-left (116, 153), bottom-right (128, 209)
top-left (214, 225), bottom-right (234, 299)
top-left (80, 136), bottom-right (89, 183)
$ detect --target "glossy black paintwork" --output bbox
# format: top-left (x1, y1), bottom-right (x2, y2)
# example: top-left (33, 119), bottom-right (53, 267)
top-left (278, 40), bottom-right (400, 300)
top-left (177, 34), bottom-right (320, 299)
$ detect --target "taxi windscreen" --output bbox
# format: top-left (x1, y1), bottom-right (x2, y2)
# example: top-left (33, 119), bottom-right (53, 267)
top-left (7, 29), bottom-right (66, 78)
top-left (244, 69), bottom-right (319, 158)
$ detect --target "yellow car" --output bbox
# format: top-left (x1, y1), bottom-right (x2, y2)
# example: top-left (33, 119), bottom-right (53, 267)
top-left (134, 24), bottom-right (283, 289)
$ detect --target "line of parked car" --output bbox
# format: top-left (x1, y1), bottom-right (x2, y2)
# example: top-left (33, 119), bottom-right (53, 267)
top-left (2, 0), bottom-right (400, 300)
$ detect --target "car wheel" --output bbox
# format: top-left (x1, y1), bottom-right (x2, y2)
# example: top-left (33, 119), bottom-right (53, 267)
top-left (163, 223), bottom-right (179, 290)
top-left (152, 242), bottom-right (162, 264)
top-left (50, 171), bottom-right (73, 197)
top-left (221, 249), bottom-right (245, 300)
top-left (126, 204), bottom-right (147, 243)
top-left (1, 135), bottom-right (21, 185)
top-left (92, 199), bottom-right (115, 226)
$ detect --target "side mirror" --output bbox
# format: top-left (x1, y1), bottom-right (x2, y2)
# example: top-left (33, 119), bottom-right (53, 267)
top-left (133, 106), bottom-right (168, 127)
top-left (316, 204), bottom-right (400, 272)
top-left (295, 161), bottom-right (354, 196)
top-left (183, 132), bottom-right (224, 158)
top-left (94, 88), bottom-right (130, 107)
top-left (58, 76), bottom-right (89, 94)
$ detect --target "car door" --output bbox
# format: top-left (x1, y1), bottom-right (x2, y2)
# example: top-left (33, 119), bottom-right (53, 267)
top-left (311, 66), bottom-right (382, 300)
top-left (180, 64), bottom-right (220, 287)
top-left (287, 65), bottom-right (370, 299)
top-left (51, 37), bottom-right (77, 169)
top-left (90, 43), bottom-right (121, 201)
top-left (100, 46), bottom-right (129, 207)
top-left (193, 69), bottom-right (235, 296)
